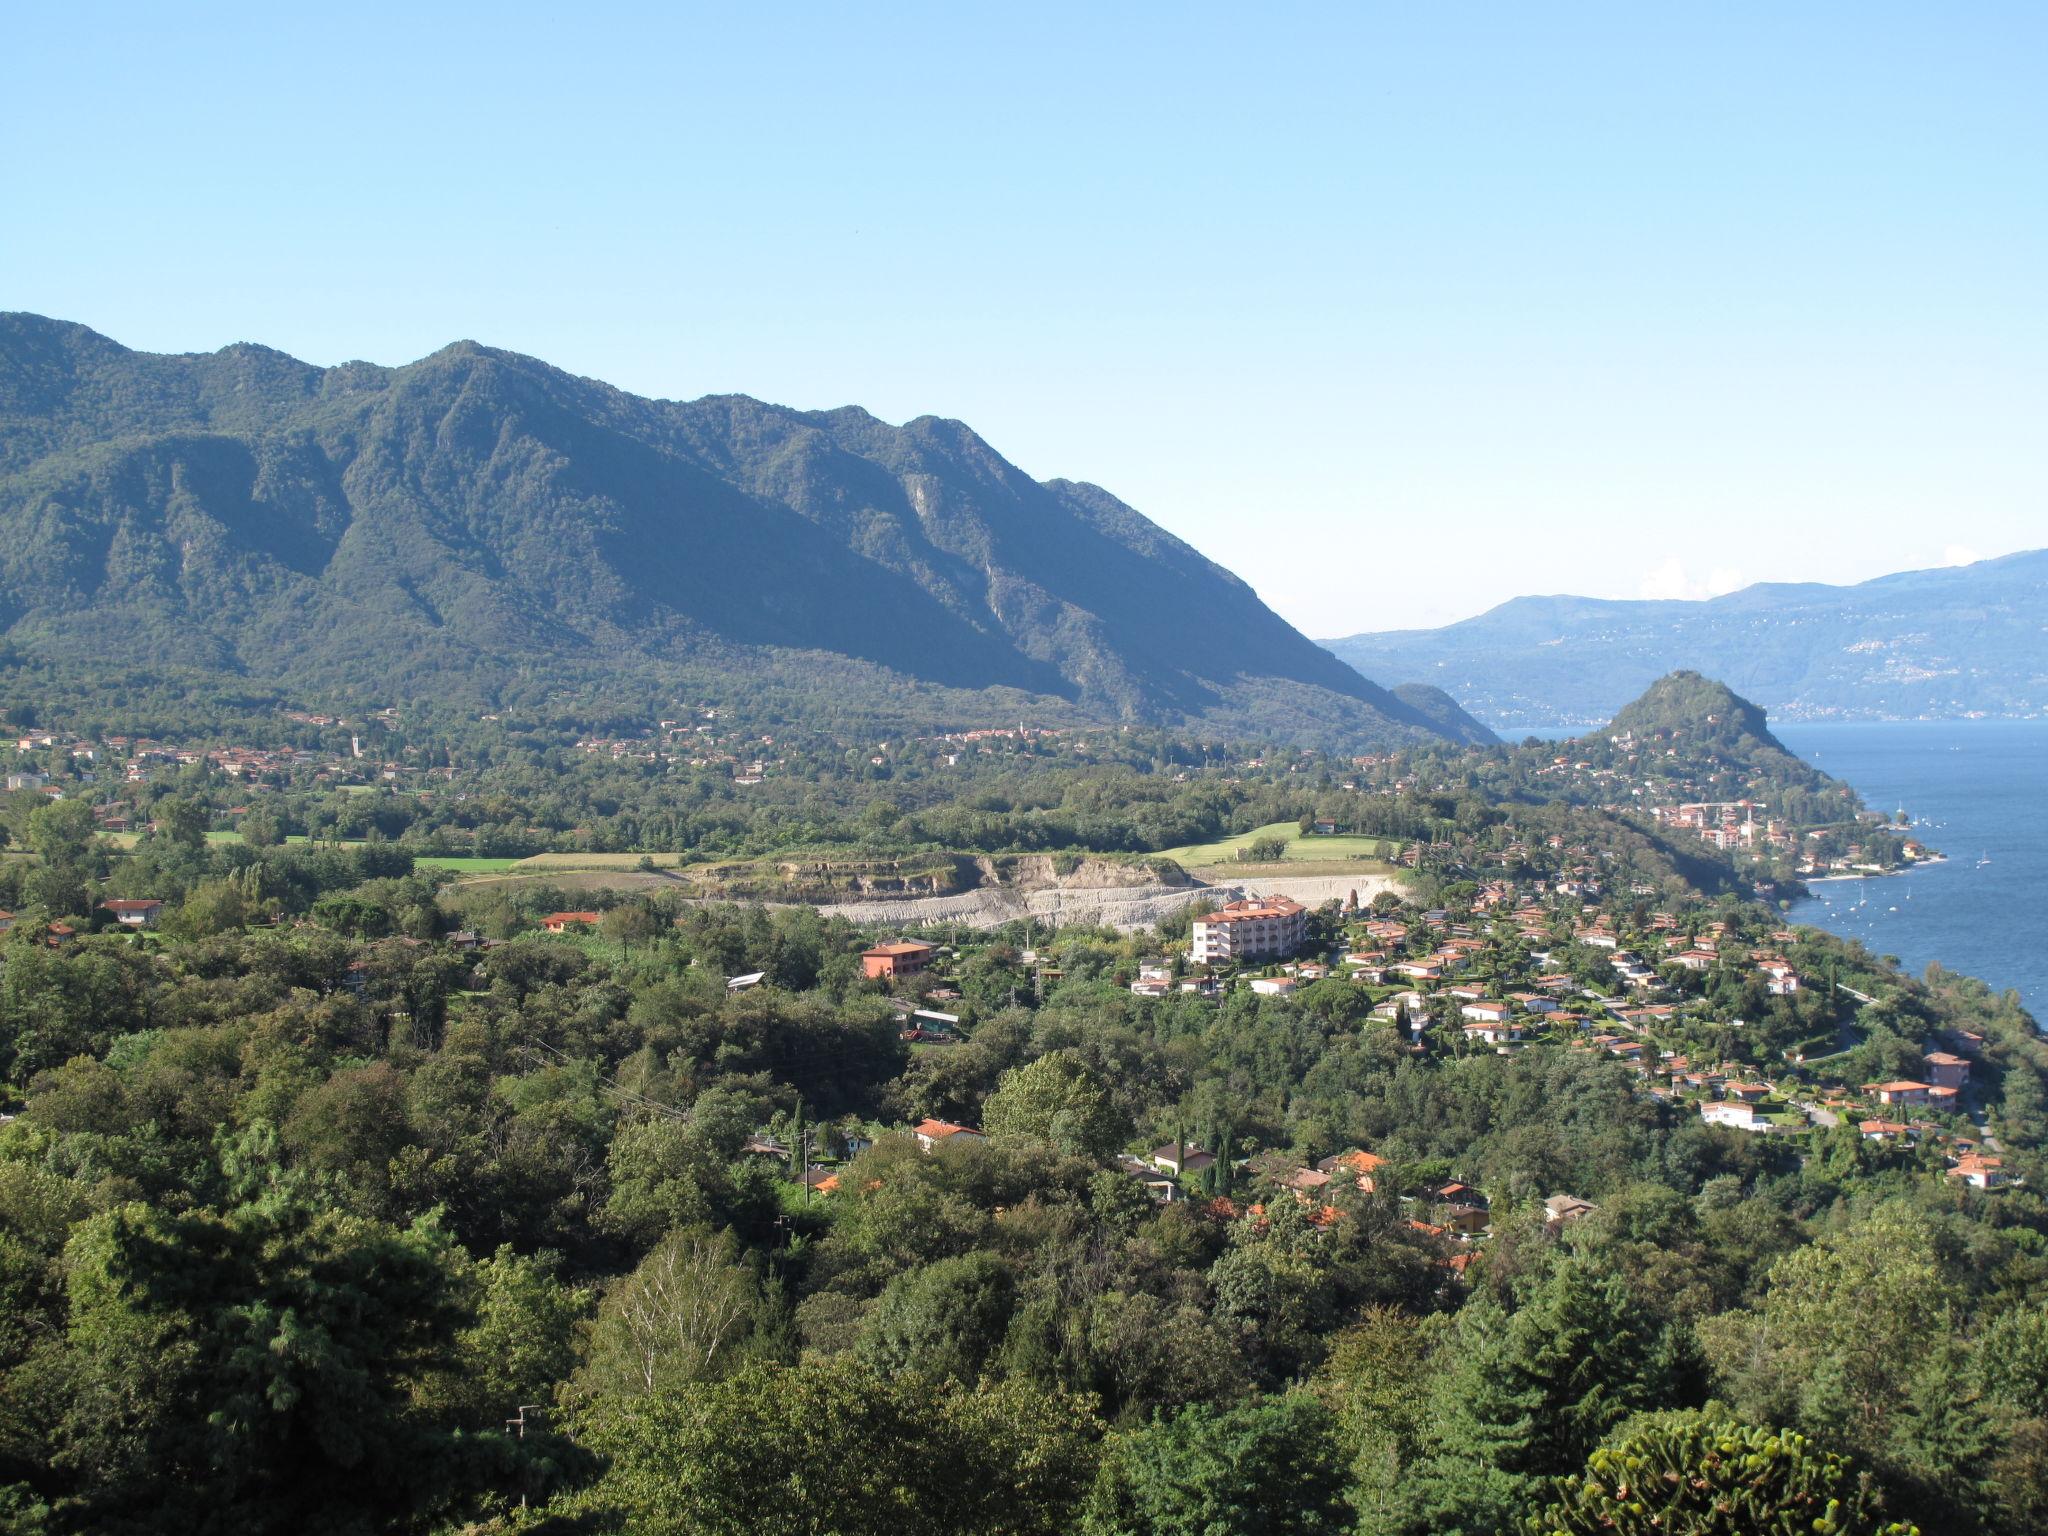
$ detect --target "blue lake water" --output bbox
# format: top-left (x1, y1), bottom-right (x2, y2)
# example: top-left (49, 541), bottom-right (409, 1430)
top-left (1502, 719), bottom-right (2045, 1016)
top-left (1774, 721), bottom-right (2045, 1019)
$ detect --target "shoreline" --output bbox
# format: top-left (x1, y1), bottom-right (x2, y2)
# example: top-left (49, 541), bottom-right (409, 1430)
top-left (1493, 716), bottom-right (2047, 733)
top-left (1800, 856), bottom-right (1945, 886)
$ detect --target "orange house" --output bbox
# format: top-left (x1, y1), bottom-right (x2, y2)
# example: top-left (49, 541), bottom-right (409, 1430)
top-left (862, 940), bottom-right (936, 980)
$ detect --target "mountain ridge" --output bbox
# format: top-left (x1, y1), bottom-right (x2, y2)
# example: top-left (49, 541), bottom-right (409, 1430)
top-left (0, 313), bottom-right (1493, 747)
top-left (1322, 550), bottom-right (2048, 725)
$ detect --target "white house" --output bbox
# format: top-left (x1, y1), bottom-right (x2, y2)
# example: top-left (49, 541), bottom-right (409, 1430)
top-left (912, 1119), bottom-right (983, 1152)
top-left (1701, 1100), bottom-right (1768, 1132)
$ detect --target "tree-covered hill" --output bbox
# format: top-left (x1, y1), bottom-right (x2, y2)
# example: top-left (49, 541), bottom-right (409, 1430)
top-left (1388, 682), bottom-right (1494, 743)
top-left (1605, 670), bottom-right (1811, 776)
top-left (1504, 671), bottom-right (1850, 829)
top-left (1323, 549), bottom-right (2048, 725)
top-left (0, 313), bottom-right (1490, 749)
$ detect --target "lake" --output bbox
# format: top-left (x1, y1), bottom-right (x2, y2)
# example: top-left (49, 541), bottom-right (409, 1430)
top-left (1775, 721), bottom-right (2045, 1018)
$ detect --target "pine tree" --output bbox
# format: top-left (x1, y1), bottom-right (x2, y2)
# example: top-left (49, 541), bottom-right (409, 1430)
top-left (1409, 1254), bottom-right (1684, 1533)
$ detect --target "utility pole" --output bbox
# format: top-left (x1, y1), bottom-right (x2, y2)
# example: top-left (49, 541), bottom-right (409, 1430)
top-left (506, 1403), bottom-right (544, 1509)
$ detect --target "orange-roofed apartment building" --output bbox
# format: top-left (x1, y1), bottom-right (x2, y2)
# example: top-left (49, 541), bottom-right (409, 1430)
top-left (1923, 1052), bottom-right (1972, 1089)
top-left (862, 940), bottom-right (936, 980)
top-left (1192, 897), bottom-right (1307, 966)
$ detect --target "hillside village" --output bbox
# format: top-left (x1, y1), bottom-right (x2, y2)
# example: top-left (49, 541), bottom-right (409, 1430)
top-left (754, 867), bottom-right (2016, 1269)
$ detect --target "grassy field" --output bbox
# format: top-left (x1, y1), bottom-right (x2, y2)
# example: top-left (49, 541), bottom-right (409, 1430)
top-left (102, 828), bottom-right (249, 851)
top-left (512, 851), bottom-right (687, 870)
top-left (1156, 820), bottom-right (1394, 868)
top-left (413, 855), bottom-right (524, 874)
top-left (1198, 857), bottom-right (1405, 880)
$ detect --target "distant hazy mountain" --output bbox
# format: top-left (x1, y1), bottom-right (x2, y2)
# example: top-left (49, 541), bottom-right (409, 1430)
top-left (1323, 551), bottom-right (2048, 726)
top-left (0, 313), bottom-right (1491, 747)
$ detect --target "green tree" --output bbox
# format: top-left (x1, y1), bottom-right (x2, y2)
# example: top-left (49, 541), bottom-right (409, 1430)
top-left (45, 1124), bottom-right (529, 1534)
top-left (174, 878), bottom-right (249, 938)
top-left (565, 1355), bottom-right (1100, 1536)
top-left (238, 807), bottom-right (283, 848)
top-left (155, 797), bottom-right (208, 851)
top-left (23, 800), bottom-right (97, 917)
top-left (1209, 1221), bottom-right (1338, 1383)
top-left (280, 1061), bottom-right (416, 1211)
top-left (1699, 1204), bottom-right (1947, 1463)
top-left (982, 1049), bottom-right (1129, 1161)
top-left (1316, 1307), bottom-right (1435, 1528)
top-left (578, 1228), bottom-right (763, 1396)
top-left (418, 1245), bottom-right (590, 1424)
top-left (858, 1251), bottom-right (1016, 1384)
top-left (25, 800), bottom-right (95, 872)
top-left (600, 1116), bottom-right (759, 1247)
top-left (1083, 1393), bottom-right (1351, 1536)
top-left (602, 902), bottom-right (661, 956)
top-left (1409, 1252), bottom-right (1684, 1532)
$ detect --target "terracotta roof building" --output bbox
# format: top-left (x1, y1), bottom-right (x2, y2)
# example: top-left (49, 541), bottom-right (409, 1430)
top-left (862, 940), bottom-right (937, 980)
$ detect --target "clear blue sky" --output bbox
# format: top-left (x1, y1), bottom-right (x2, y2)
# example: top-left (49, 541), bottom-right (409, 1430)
top-left (6, 3), bottom-right (2042, 633)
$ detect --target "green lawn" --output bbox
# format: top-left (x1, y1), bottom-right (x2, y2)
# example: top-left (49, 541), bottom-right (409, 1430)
top-left (1156, 820), bottom-right (1393, 868)
top-left (513, 851), bottom-right (686, 870)
top-left (413, 855), bottom-right (523, 874)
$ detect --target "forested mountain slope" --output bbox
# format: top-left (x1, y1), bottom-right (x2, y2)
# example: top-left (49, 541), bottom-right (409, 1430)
top-left (0, 313), bottom-right (1489, 747)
